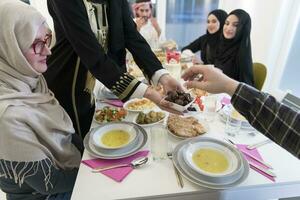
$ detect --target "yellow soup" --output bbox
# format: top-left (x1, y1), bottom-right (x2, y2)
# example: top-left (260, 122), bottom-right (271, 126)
top-left (101, 130), bottom-right (130, 148)
top-left (192, 148), bottom-right (229, 174)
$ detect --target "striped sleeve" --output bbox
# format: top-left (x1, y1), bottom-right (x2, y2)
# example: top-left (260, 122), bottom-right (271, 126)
top-left (231, 83), bottom-right (300, 158)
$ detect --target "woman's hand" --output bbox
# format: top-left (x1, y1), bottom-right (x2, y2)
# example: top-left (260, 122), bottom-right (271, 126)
top-left (182, 65), bottom-right (239, 96)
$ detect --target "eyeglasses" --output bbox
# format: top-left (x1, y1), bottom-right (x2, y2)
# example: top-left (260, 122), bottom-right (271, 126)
top-left (32, 34), bottom-right (52, 55)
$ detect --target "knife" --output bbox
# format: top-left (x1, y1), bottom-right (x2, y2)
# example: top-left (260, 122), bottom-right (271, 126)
top-left (226, 139), bottom-right (273, 169)
top-left (239, 148), bottom-right (273, 169)
top-left (248, 161), bottom-right (276, 177)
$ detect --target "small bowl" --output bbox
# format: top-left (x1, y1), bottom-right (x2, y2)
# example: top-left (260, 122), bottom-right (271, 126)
top-left (134, 111), bottom-right (166, 127)
top-left (164, 96), bottom-right (195, 112)
top-left (91, 123), bottom-right (138, 150)
top-left (123, 98), bottom-right (156, 112)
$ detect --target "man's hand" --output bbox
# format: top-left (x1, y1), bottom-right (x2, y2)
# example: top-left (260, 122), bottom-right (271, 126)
top-left (158, 74), bottom-right (183, 94)
top-left (181, 65), bottom-right (239, 96)
top-left (143, 86), bottom-right (182, 115)
top-left (135, 17), bottom-right (147, 31)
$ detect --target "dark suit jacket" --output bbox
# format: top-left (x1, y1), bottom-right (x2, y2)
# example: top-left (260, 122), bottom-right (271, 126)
top-left (45, 0), bottom-right (162, 98)
top-left (44, 0), bottom-right (163, 137)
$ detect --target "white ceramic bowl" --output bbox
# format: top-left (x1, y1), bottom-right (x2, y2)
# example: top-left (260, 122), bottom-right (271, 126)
top-left (164, 96), bottom-right (195, 112)
top-left (183, 141), bottom-right (238, 177)
top-left (134, 111), bottom-right (167, 127)
top-left (123, 98), bottom-right (156, 112)
top-left (91, 123), bottom-right (138, 150)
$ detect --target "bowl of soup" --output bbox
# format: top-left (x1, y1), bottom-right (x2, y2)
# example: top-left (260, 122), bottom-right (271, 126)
top-left (91, 123), bottom-right (138, 150)
top-left (183, 141), bottom-right (239, 177)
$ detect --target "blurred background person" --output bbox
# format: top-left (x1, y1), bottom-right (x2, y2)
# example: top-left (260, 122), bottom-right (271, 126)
top-left (133, 0), bottom-right (164, 49)
top-left (214, 9), bottom-right (254, 86)
top-left (181, 9), bottom-right (227, 64)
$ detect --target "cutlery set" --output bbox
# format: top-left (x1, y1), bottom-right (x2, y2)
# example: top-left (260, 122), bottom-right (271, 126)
top-left (226, 139), bottom-right (276, 178)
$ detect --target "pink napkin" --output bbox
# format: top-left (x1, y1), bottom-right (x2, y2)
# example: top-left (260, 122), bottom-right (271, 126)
top-left (82, 151), bottom-right (149, 182)
top-left (221, 96), bottom-right (231, 106)
top-left (236, 144), bottom-right (275, 182)
top-left (105, 99), bottom-right (124, 107)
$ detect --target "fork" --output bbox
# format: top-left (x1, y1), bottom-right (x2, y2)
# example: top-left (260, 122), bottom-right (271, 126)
top-left (167, 152), bottom-right (184, 188)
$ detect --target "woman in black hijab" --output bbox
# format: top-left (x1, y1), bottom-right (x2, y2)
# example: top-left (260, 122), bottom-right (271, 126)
top-left (182, 9), bottom-right (227, 64)
top-left (214, 9), bottom-right (254, 86)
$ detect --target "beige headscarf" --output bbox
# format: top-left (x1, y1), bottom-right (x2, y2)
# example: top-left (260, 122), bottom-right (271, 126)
top-left (0, 0), bottom-right (81, 178)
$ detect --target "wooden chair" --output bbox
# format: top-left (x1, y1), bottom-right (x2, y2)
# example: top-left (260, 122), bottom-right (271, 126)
top-left (253, 62), bottom-right (267, 90)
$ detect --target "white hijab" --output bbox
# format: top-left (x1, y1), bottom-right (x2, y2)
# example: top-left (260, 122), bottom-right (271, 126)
top-left (0, 0), bottom-right (81, 170)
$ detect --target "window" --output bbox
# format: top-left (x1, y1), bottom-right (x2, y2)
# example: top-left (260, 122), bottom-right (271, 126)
top-left (165, 0), bottom-right (219, 49)
top-left (279, 19), bottom-right (300, 97)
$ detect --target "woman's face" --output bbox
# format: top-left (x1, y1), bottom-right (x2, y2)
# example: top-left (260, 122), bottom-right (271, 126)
top-left (207, 14), bottom-right (220, 34)
top-left (23, 24), bottom-right (52, 74)
top-left (223, 14), bottom-right (239, 39)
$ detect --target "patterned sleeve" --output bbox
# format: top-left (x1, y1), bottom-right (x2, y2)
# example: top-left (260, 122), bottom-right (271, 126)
top-left (231, 83), bottom-right (300, 158)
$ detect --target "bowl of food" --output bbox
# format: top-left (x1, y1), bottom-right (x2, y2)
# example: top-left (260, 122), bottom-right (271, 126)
top-left (91, 123), bottom-right (138, 150)
top-left (164, 91), bottom-right (195, 112)
top-left (184, 142), bottom-right (238, 176)
top-left (135, 111), bottom-right (166, 127)
top-left (181, 138), bottom-right (244, 185)
top-left (123, 98), bottom-right (156, 112)
top-left (94, 106), bottom-right (127, 123)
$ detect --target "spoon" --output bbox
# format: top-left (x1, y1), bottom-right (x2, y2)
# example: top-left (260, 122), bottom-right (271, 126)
top-left (92, 157), bottom-right (148, 172)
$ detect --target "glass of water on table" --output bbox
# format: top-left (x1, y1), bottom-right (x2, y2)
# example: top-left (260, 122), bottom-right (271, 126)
top-left (150, 124), bottom-right (168, 161)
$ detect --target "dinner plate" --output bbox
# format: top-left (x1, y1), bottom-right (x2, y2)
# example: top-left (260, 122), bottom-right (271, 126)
top-left (84, 122), bottom-right (147, 159)
top-left (172, 137), bottom-right (249, 189)
top-left (123, 98), bottom-right (156, 112)
top-left (167, 116), bottom-right (209, 140)
top-left (219, 105), bottom-right (254, 130)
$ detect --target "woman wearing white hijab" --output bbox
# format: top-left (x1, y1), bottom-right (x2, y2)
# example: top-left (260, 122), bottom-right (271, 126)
top-left (0, 1), bottom-right (81, 199)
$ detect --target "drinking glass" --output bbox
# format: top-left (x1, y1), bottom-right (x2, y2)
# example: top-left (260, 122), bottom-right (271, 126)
top-left (202, 95), bottom-right (217, 122)
top-left (225, 110), bottom-right (242, 137)
top-left (164, 63), bottom-right (181, 80)
top-left (150, 124), bottom-right (168, 161)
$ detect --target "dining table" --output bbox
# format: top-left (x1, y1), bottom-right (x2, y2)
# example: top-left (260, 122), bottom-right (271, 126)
top-left (71, 99), bottom-right (300, 200)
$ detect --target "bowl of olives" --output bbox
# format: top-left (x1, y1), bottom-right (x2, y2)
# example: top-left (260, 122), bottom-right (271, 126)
top-left (164, 91), bottom-right (195, 112)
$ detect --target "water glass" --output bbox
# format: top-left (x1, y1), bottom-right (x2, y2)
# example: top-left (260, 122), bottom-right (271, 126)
top-left (225, 113), bottom-right (242, 137)
top-left (164, 63), bottom-right (181, 80)
top-left (150, 124), bottom-right (168, 161)
top-left (202, 95), bottom-right (217, 122)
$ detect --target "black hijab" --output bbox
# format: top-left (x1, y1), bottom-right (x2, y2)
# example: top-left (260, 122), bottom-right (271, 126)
top-left (204, 9), bottom-right (228, 63)
top-left (215, 9), bottom-right (254, 86)
top-left (182, 9), bottom-right (227, 64)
